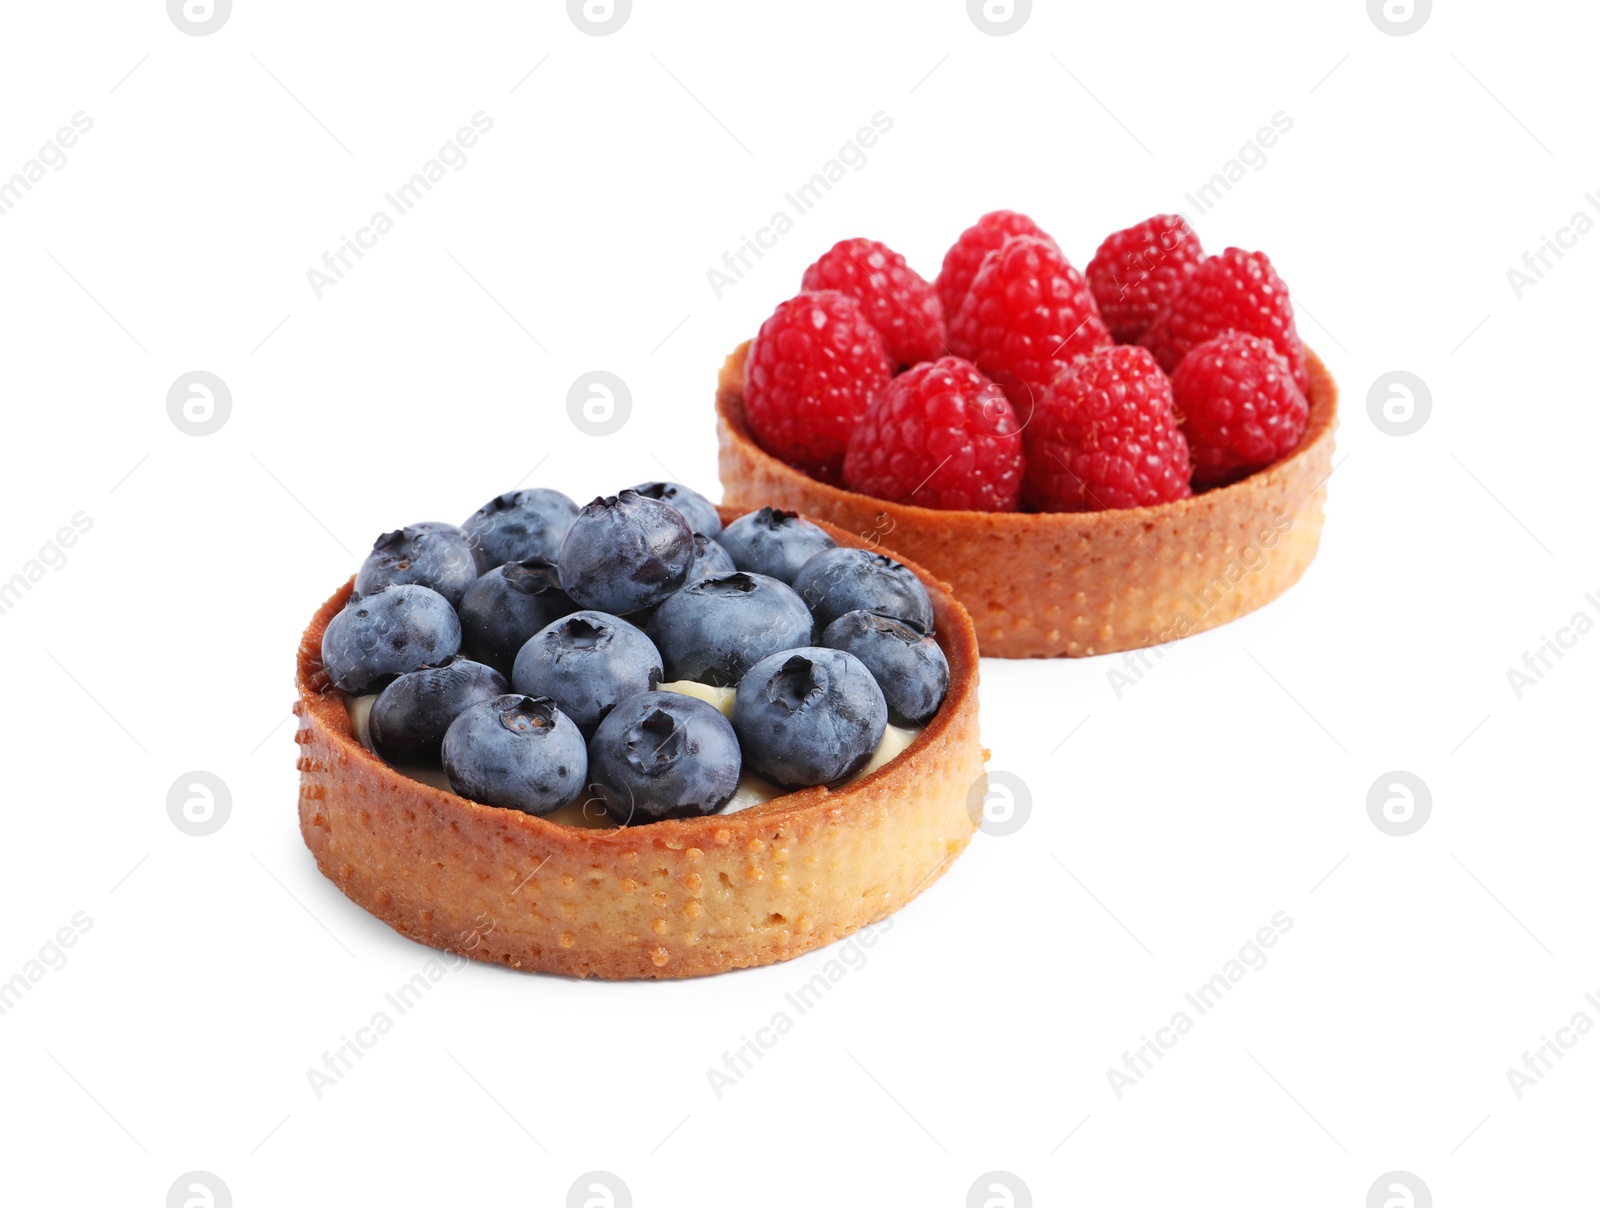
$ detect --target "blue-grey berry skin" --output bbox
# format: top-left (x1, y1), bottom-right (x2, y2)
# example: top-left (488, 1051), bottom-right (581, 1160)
top-left (628, 481), bottom-right (723, 537)
top-left (646, 571), bottom-right (814, 687)
top-left (414, 520), bottom-right (489, 573)
top-left (558, 490), bottom-right (695, 615)
top-left (511, 610), bottom-right (663, 736)
top-left (461, 488), bottom-right (580, 569)
top-left (369, 657), bottom-right (508, 766)
top-left (686, 532), bottom-right (736, 580)
top-left (458, 558), bottom-right (575, 676)
top-left (791, 547), bottom-right (936, 633)
top-left (821, 610), bottom-right (949, 726)
top-left (355, 524), bottom-right (480, 609)
top-left (321, 584), bottom-right (462, 694)
top-left (587, 691), bottom-right (742, 824)
top-left (732, 647), bottom-right (887, 787)
top-left (442, 695), bottom-right (586, 815)
top-left (717, 507), bottom-right (837, 584)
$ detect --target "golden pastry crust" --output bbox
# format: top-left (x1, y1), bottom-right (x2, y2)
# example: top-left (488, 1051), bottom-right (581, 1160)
top-left (294, 513), bottom-right (985, 980)
top-left (717, 342), bottom-right (1339, 658)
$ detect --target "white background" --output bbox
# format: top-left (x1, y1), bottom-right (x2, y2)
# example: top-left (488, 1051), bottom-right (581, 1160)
top-left (0, 1), bottom-right (1594, 1204)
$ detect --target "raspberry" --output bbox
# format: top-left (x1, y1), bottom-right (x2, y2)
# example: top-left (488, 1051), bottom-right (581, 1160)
top-left (934, 210), bottom-right (1054, 322)
top-left (844, 356), bottom-right (1022, 512)
top-left (1087, 214), bottom-right (1203, 344)
top-left (1022, 345), bottom-right (1192, 512)
top-left (1170, 331), bottom-right (1308, 488)
top-left (743, 291), bottom-right (893, 484)
top-left (801, 238), bottom-right (945, 367)
top-left (1140, 247), bottom-right (1308, 394)
top-left (947, 236), bottom-right (1112, 417)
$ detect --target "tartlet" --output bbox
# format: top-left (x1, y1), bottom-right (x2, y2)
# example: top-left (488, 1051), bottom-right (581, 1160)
top-left (717, 342), bottom-right (1339, 658)
top-left (293, 511), bottom-right (985, 980)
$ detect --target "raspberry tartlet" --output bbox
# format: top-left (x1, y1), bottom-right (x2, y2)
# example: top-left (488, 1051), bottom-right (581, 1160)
top-left (294, 496), bottom-right (984, 979)
top-left (717, 211), bottom-right (1339, 658)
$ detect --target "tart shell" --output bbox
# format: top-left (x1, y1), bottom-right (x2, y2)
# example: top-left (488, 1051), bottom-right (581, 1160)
top-left (717, 342), bottom-right (1339, 658)
top-left (293, 513), bottom-right (985, 980)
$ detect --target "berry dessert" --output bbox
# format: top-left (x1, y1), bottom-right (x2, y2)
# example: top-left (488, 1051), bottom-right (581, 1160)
top-left (295, 491), bottom-right (984, 979)
top-left (716, 208), bottom-right (1339, 657)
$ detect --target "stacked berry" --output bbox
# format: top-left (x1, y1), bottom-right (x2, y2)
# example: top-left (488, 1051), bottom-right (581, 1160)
top-left (740, 211), bottom-right (1313, 512)
top-left (320, 484), bottom-right (949, 827)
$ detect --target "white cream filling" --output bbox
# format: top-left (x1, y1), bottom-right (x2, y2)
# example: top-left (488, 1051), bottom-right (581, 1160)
top-left (347, 693), bottom-right (376, 751)
top-left (657, 678), bottom-right (736, 717)
top-left (343, 683), bottom-right (923, 823)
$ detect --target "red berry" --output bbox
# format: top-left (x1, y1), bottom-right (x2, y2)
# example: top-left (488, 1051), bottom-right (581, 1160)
top-left (1170, 331), bottom-right (1309, 488)
top-left (1087, 214), bottom-right (1203, 344)
top-left (947, 236), bottom-right (1113, 417)
top-left (844, 357), bottom-right (1022, 512)
top-left (801, 238), bottom-right (945, 367)
top-left (744, 291), bottom-right (893, 483)
top-left (1022, 345), bottom-right (1192, 512)
top-left (934, 210), bottom-right (1054, 323)
top-left (1141, 247), bottom-right (1308, 394)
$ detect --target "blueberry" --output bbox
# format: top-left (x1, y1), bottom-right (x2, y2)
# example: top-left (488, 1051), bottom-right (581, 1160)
top-left (369, 657), bottom-right (509, 766)
top-left (618, 542), bottom-right (728, 635)
top-left (687, 532), bottom-right (736, 580)
top-left (821, 610), bottom-right (949, 726)
top-left (458, 558), bottom-right (576, 676)
top-left (413, 520), bottom-right (489, 573)
top-left (558, 490), bottom-right (695, 615)
top-left (511, 610), bottom-right (663, 735)
top-left (791, 547), bottom-right (935, 633)
top-left (717, 507), bottom-right (837, 584)
top-left (587, 691), bottom-right (741, 823)
top-left (441, 694), bottom-right (586, 815)
top-left (355, 524), bottom-right (479, 608)
top-left (646, 571), bottom-right (813, 687)
top-left (321, 585), bottom-right (462, 694)
top-left (732, 647), bottom-right (887, 787)
top-left (627, 481), bottom-right (723, 537)
top-left (461, 488), bottom-right (580, 569)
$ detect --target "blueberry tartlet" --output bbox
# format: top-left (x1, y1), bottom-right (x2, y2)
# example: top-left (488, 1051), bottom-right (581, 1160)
top-left (294, 485), bottom-right (984, 979)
